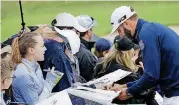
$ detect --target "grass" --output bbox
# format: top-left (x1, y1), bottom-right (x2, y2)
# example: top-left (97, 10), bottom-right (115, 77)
top-left (1, 1), bottom-right (179, 42)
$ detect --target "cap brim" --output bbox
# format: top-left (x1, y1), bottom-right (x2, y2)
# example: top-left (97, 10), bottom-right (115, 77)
top-left (54, 26), bottom-right (65, 35)
top-left (110, 23), bottom-right (120, 36)
top-left (85, 19), bottom-right (97, 31)
top-left (74, 20), bottom-right (86, 32)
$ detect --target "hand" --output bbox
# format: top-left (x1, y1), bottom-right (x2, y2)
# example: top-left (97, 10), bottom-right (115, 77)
top-left (46, 67), bottom-right (64, 86)
top-left (117, 88), bottom-right (131, 100)
top-left (102, 83), bottom-right (127, 91)
top-left (110, 84), bottom-right (127, 91)
top-left (139, 61), bottom-right (144, 70)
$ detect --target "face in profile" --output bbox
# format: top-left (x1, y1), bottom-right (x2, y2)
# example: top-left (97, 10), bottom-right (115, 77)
top-left (32, 35), bottom-right (47, 61)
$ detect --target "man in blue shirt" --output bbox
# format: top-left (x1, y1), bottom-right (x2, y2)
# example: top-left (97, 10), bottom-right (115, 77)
top-left (109, 6), bottom-right (179, 104)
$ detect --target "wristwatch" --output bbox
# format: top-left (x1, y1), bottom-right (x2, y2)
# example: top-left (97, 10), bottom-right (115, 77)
top-left (126, 89), bottom-right (133, 98)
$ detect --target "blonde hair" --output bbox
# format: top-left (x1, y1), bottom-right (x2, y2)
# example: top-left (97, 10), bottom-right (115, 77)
top-left (34, 24), bottom-right (58, 39)
top-left (1, 46), bottom-right (14, 81)
top-left (101, 47), bottom-right (138, 73)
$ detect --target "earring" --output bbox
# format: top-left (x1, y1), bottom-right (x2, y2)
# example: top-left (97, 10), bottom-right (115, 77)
top-left (28, 57), bottom-right (32, 61)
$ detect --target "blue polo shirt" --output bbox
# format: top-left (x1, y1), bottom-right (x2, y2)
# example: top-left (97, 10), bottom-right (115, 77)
top-left (127, 19), bottom-right (179, 98)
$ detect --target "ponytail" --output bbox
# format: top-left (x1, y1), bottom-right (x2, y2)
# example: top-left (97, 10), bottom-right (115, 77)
top-left (12, 37), bottom-right (22, 64)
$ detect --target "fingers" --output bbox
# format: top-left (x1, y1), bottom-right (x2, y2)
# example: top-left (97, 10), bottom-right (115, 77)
top-left (103, 83), bottom-right (124, 91)
top-left (139, 61), bottom-right (144, 70)
top-left (50, 66), bottom-right (55, 73)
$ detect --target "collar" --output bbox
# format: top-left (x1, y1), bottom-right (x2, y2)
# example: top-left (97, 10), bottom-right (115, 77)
top-left (133, 18), bottom-right (147, 44)
top-left (80, 38), bottom-right (91, 51)
top-left (22, 58), bottom-right (38, 72)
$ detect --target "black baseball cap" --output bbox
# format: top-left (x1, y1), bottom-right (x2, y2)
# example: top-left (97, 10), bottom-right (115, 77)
top-left (114, 35), bottom-right (138, 51)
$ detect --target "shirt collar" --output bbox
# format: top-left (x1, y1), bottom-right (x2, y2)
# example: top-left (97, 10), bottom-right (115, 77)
top-left (135, 18), bottom-right (147, 36)
top-left (80, 38), bottom-right (91, 50)
top-left (133, 18), bottom-right (147, 43)
top-left (22, 58), bottom-right (38, 72)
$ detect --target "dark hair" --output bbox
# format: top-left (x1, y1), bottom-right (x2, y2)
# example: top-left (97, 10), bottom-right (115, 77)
top-left (12, 32), bottom-right (41, 64)
top-left (80, 28), bottom-right (92, 37)
top-left (56, 26), bottom-right (74, 30)
top-left (79, 31), bottom-right (87, 37)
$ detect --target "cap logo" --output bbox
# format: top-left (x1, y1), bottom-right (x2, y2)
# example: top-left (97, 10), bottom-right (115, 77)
top-left (118, 15), bottom-right (126, 24)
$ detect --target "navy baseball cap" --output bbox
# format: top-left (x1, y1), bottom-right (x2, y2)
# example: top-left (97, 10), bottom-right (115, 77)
top-left (95, 38), bottom-right (112, 52)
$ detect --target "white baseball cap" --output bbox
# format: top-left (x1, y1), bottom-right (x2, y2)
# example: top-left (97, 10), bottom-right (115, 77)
top-left (55, 12), bottom-right (86, 32)
top-left (110, 6), bottom-right (136, 36)
top-left (76, 15), bottom-right (97, 32)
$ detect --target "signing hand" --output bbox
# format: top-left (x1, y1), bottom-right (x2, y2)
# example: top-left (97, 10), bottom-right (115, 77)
top-left (110, 84), bottom-right (127, 91)
top-left (117, 88), bottom-right (131, 100)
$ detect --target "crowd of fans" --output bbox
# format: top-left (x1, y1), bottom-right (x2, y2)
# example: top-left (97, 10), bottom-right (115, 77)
top-left (1, 5), bottom-right (179, 105)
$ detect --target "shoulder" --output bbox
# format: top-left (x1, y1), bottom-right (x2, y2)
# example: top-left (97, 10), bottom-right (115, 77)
top-left (108, 61), bottom-right (131, 72)
top-left (14, 63), bottom-right (35, 83)
top-left (77, 47), bottom-right (94, 58)
top-left (45, 39), bottom-right (65, 51)
top-left (140, 22), bottom-right (163, 38)
top-left (13, 71), bottom-right (32, 87)
top-left (14, 63), bottom-right (29, 76)
top-left (139, 22), bottom-right (162, 43)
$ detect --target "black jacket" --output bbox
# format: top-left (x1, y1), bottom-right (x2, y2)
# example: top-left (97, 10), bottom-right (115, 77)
top-left (75, 38), bottom-right (97, 82)
top-left (93, 60), bottom-right (158, 104)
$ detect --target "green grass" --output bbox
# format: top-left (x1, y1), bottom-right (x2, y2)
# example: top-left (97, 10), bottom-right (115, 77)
top-left (1, 1), bottom-right (179, 42)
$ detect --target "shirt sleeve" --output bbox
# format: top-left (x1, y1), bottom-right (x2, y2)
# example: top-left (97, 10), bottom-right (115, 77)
top-left (126, 81), bottom-right (137, 87)
top-left (15, 75), bottom-right (39, 105)
top-left (127, 26), bottom-right (161, 96)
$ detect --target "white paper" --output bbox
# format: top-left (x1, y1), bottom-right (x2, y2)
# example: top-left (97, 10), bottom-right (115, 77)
top-left (155, 92), bottom-right (163, 105)
top-left (67, 86), bottom-right (120, 105)
top-left (36, 90), bottom-right (72, 105)
top-left (83, 69), bottom-right (132, 87)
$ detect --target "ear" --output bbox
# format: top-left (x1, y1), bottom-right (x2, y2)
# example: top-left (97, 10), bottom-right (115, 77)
top-left (28, 47), bottom-right (35, 55)
top-left (87, 30), bottom-right (91, 36)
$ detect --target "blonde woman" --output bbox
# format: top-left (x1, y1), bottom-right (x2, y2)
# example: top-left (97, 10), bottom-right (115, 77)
top-left (93, 36), bottom-right (147, 104)
top-left (93, 36), bottom-right (140, 79)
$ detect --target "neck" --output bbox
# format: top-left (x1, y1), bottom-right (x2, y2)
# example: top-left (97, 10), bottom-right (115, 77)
top-left (1, 84), bottom-right (4, 91)
top-left (24, 55), bottom-right (35, 62)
